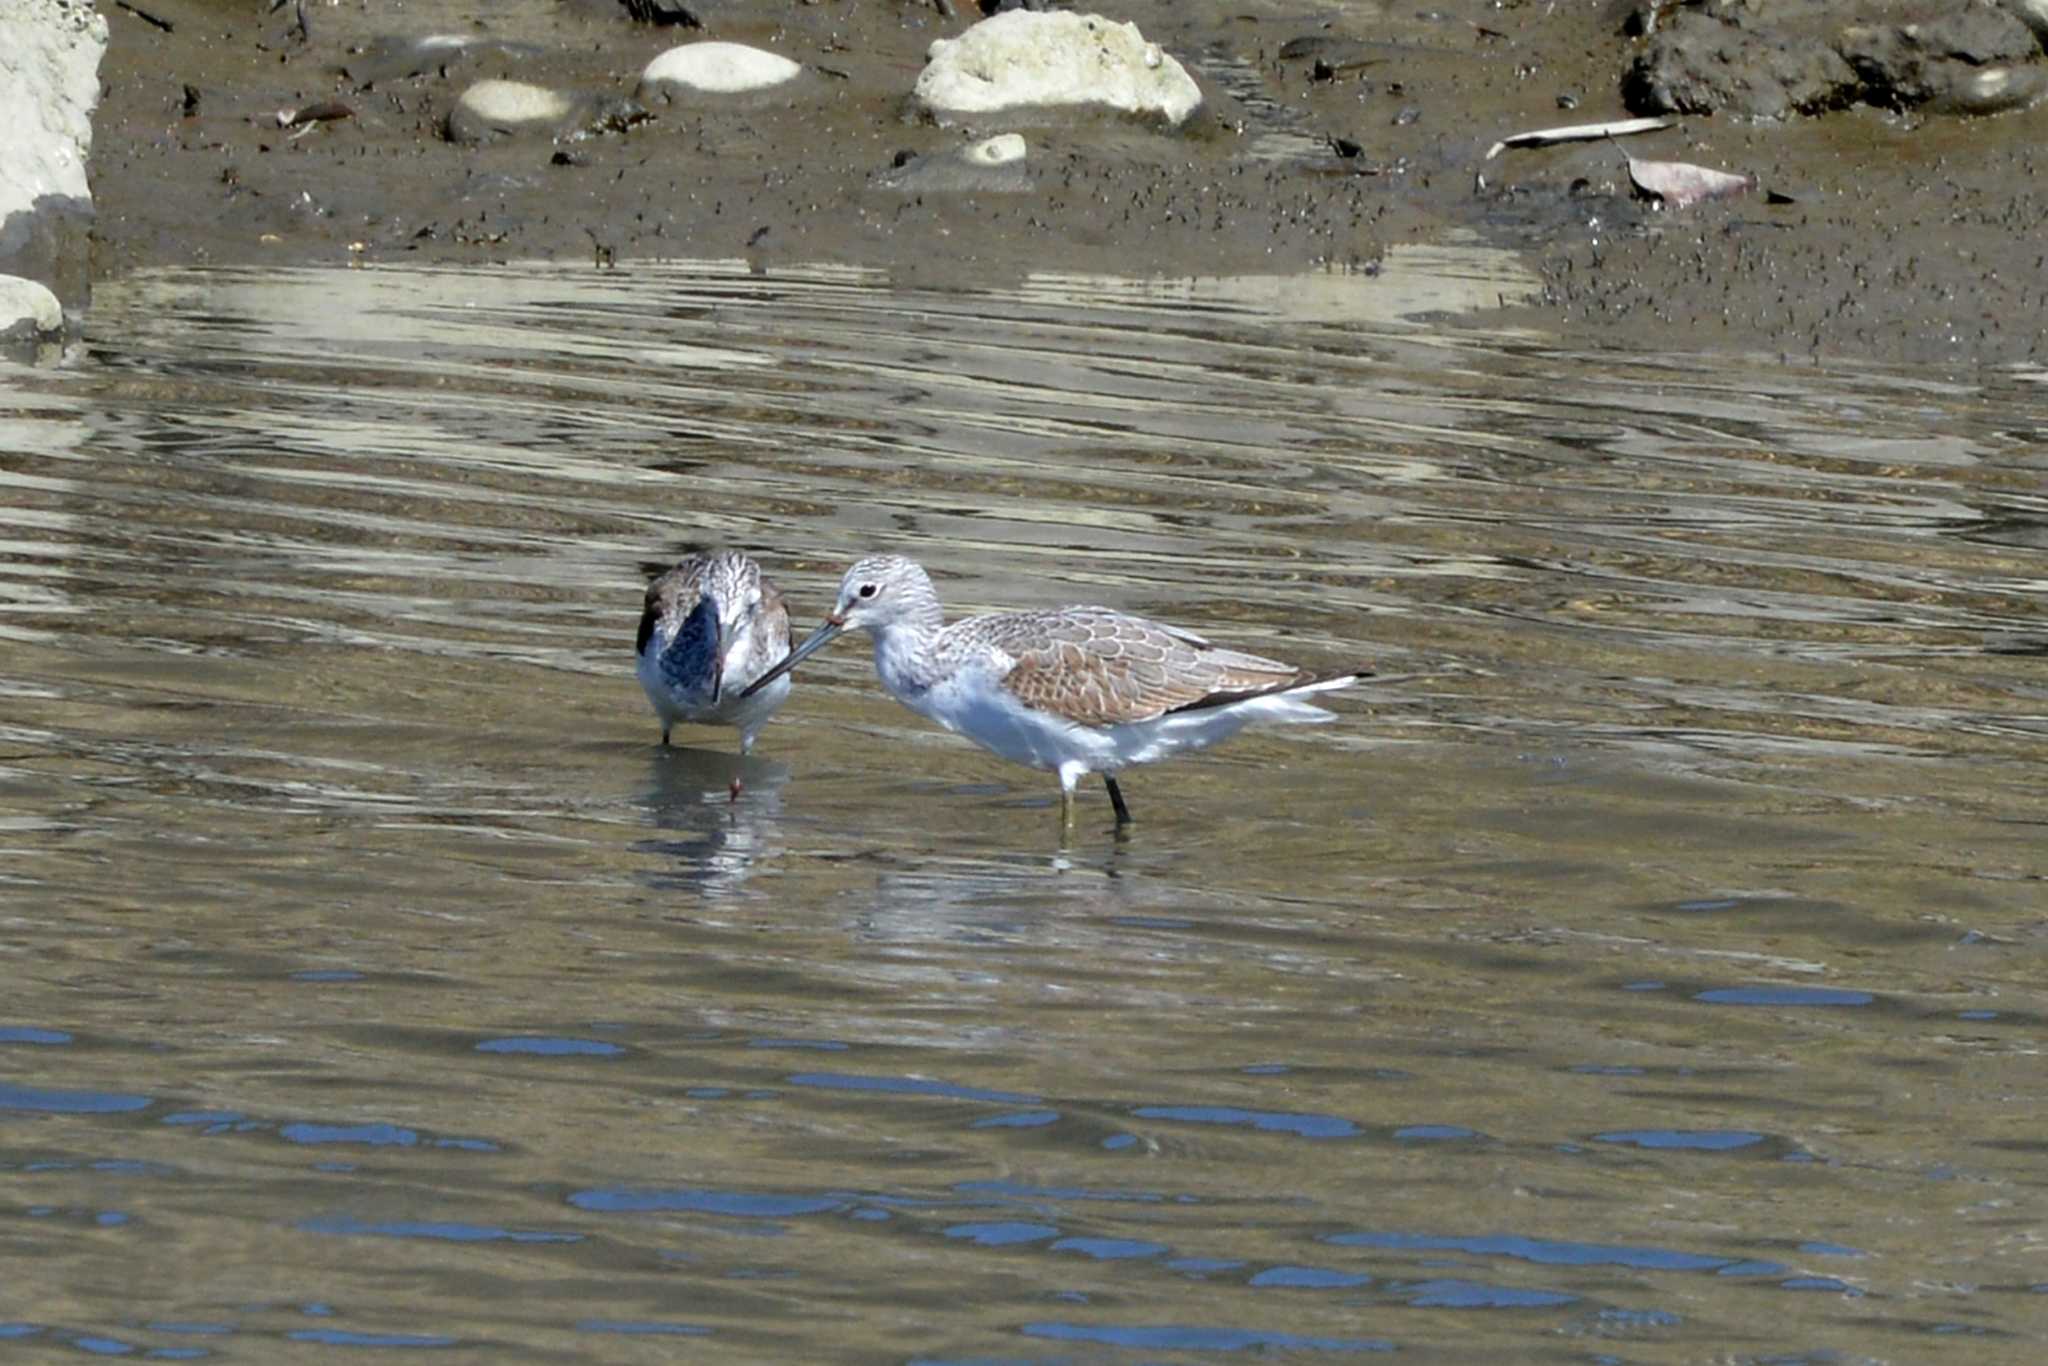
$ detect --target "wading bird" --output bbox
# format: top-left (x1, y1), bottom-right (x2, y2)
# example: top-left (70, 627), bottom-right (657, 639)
top-left (745, 554), bottom-right (1367, 826)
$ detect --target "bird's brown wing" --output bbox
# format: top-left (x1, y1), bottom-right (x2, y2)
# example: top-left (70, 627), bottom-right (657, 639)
top-left (990, 609), bottom-right (1310, 727)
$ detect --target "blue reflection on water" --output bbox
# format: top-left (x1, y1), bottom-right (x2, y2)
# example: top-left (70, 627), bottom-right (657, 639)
top-left (300, 1214), bottom-right (581, 1243)
top-left (1798, 1241), bottom-right (1867, 1257)
top-left (1131, 1105), bottom-right (1357, 1138)
top-left (1593, 1130), bottom-right (1767, 1151)
top-left (432, 1137), bottom-right (499, 1152)
top-left (0, 1084), bottom-right (150, 1114)
top-left (1392, 1278), bottom-right (1577, 1308)
top-left (475, 1037), bottom-right (624, 1057)
top-left (944, 1221), bottom-right (1057, 1246)
top-left (969, 1109), bottom-right (1059, 1129)
top-left (1779, 1276), bottom-right (1862, 1294)
top-left (0, 1027), bottom-right (72, 1045)
top-left (1250, 1266), bottom-right (1372, 1289)
top-left (1694, 986), bottom-right (1873, 1007)
top-left (569, 1187), bottom-right (849, 1217)
top-left (285, 1329), bottom-right (458, 1347)
top-left (279, 1123), bottom-right (416, 1147)
top-left (1024, 1322), bottom-right (1393, 1352)
top-left (1050, 1237), bottom-right (1168, 1260)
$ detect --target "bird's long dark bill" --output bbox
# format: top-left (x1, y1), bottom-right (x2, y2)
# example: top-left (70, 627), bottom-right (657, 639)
top-left (740, 619), bottom-right (844, 697)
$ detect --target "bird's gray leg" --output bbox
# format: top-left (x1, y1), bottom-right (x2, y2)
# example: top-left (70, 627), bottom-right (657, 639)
top-left (1105, 775), bottom-right (1133, 826)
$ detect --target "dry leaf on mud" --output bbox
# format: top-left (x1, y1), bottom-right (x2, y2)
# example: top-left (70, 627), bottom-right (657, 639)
top-left (1625, 156), bottom-right (1755, 209)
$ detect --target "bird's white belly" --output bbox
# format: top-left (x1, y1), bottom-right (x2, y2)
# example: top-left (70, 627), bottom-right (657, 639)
top-left (900, 669), bottom-right (1290, 776)
top-left (902, 671), bottom-right (1112, 773)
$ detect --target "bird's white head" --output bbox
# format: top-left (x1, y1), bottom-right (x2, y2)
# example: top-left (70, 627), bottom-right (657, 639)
top-left (827, 554), bottom-right (943, 634)
top-left (737, 553), bottom-right (944, 698)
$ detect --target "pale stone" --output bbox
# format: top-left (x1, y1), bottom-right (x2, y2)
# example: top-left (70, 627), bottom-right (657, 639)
top-left (446, 79), bottom-right (576, 142)
top-left (2002, 0), bottom-right (2048, 44)
top-left (0, 0), bottom-right (107, 304)
top-left (914, 11), bottom-right (1203, 126)
top-left (0, 274), bottom-right (63, 338)
top-left (966, 134), bottom-right (1028, 166)
top-left (874, 135), bottom-right (1032, 194)
top-left (1932, 63), bottom-right (2048, 114)
top-left (638, 42), bottom-right (804, 98)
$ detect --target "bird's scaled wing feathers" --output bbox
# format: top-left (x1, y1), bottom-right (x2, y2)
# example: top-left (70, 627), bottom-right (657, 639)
top-left (989, 609), bottom-right (1310, 727)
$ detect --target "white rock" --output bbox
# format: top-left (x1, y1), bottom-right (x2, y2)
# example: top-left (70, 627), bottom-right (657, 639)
top-left (638, 42), bottom-right (804, 97)
top-left (2002, 0), bottom-right (2048, 44)
top-left (0, 274), bottom-right (64, 339)
top-left (1934, 63), bottom-right (2048, 115)
top-left (0, 0), bottom-right (107, 302)
top-left (966, 133), bottom-right (1028, 166)
top-left (446, 79), bottom-right (576, 142)
top-left (874, 135), bottom-right (1033, 194)
top-left (914, 11), bottom-right (1202, 126)
top-left (457, 79), bottom-right (574, 123)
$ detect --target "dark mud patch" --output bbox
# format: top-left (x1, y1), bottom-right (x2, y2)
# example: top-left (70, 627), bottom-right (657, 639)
top-left (87, 0), bottom-right (2048, 365)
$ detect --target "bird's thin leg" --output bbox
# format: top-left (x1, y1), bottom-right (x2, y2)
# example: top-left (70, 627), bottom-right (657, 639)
top-left (1059, 787), bottom-right (1076, 827)
top-left (1105, 775), bottom-right (1133, 826)
top-left (661, 725), bottom-right (672, 747)
top-left (729, 776), bottom-right (743, 804)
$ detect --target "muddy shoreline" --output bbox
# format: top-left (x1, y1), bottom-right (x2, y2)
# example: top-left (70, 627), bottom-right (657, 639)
top-left (87, 0), bottom-right (2048, 367)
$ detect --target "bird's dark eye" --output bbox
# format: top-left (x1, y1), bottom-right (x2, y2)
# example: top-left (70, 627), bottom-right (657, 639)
top-left (857, 583), bottom-right (879, 599)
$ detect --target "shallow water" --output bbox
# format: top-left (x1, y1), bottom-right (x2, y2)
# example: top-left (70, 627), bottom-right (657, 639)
top-left (2, 257), bottom-right (2045, 1361)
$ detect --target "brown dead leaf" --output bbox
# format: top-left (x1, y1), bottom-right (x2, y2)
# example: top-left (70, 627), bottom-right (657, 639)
top-left (1625, 156), bottom-right (1755, 209)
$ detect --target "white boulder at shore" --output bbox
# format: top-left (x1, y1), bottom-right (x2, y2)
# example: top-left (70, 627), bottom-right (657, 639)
top-left (638, 42), bottom-right (804, 98)
top-left (915, 11), bottom-right (1202, 126)
top-left (0, 0), bottom-right (107, 317)
top-left (445, 79), bottom-right (576, 142)
top-left (0, 274), bottom-right (64, 341)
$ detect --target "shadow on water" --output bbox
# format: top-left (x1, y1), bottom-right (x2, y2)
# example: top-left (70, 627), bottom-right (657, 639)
top-left (0, 257), bottom-right (2043, 1359)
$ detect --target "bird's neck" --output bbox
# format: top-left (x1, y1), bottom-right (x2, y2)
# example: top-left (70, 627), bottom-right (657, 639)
top-left (870, 619), bottom-right (945, 699)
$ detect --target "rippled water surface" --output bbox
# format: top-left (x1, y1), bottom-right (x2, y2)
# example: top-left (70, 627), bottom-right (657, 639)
top-left (3, 258), bottom-right (2045, 1361)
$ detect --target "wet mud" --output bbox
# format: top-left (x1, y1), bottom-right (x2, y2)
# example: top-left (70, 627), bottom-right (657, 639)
top-left (86, 0), bottom-right (2048, 366)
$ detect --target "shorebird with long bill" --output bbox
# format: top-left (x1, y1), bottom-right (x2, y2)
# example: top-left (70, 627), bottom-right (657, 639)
top-left (743, 554), bottom-right (1369, 825)
top-left (636, 551), bottom-right (793, 775)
